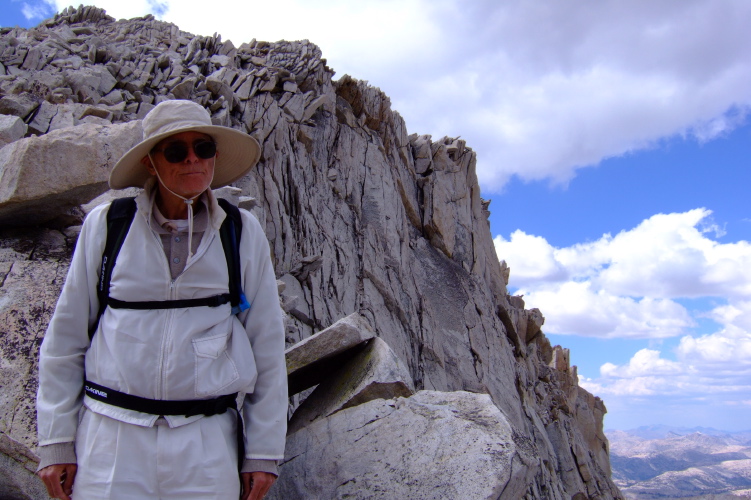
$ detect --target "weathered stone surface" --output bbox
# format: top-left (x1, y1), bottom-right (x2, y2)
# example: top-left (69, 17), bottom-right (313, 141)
top-left (285, 313), bottom-right (376, 395)
top-left (0, 120), bottom-right (142, 226)
top-left (0, 114), bottom-right (26, 148)
top-left (270, 391), bottom-right (534, 500)
top-left (0, 228), bottom-right (69, 450)
top-left (288, 337), bottom-right (414, 433)
top-left (0, 432), bottom-right (47, 500)
top-left (80, 187), bottom-right (141, 214)
top-left (278, 273), bottom-right (312, 326)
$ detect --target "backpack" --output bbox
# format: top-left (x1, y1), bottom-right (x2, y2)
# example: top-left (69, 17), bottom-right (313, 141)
top-left (89, 196), bottom-right (249, 339)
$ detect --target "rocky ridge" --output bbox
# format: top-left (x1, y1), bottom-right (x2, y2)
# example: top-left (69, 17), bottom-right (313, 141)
top-left (0, 6), bottom-right (622, 499)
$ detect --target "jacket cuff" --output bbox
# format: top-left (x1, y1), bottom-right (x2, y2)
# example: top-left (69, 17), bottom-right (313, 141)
top-left (36, 442), bottom-right (76, 472)
top-left (241, 459), bottom-right (278, 476)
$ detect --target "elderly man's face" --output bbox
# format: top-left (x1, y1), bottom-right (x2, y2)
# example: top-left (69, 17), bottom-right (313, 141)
top-left (144, 131), bottom-right (217, 200)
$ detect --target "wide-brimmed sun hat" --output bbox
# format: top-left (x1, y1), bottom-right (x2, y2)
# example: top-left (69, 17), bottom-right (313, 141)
top-left (109, 99), bottom-right (261, 190)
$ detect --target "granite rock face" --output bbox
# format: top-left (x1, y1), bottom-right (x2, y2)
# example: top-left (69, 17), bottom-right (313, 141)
top-left (0, 7), bottom-right (622, 499)
top-left (0, 228), bottom-right (69, 452)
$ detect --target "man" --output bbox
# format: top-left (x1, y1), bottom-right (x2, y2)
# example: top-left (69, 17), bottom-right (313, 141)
top-left (36, 99), bottom-right (287, 499)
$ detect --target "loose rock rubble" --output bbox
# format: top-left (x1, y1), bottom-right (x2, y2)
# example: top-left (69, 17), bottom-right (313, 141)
top-left (0, 7), bottom-right (622, 499)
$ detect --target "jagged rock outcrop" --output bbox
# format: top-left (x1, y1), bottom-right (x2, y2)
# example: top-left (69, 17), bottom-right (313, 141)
top-left (285, 315), bottom-right (415, 434)
top-left (0, 7), bottom-right (622, 499)
top-left (277, 314), bottom-right (532, 498)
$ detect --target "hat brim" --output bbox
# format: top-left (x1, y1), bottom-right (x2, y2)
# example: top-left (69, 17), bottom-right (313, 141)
top-left (109, 125), bottom-right (261, 190)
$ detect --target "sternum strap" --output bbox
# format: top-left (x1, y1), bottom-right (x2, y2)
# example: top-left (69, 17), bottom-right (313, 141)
top-left (106, 293), bottom-right (231, 310)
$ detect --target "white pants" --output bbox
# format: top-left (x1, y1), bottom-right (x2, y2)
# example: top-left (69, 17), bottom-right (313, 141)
top-left (72, 408), bottom-right (240, 500)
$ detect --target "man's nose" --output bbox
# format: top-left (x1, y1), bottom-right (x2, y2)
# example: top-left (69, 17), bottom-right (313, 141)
top-left (183, 144), bottom-right (200, 162)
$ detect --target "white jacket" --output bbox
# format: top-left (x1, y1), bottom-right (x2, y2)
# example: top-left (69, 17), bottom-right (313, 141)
top-left (37, 187), bottom-right (287, 462)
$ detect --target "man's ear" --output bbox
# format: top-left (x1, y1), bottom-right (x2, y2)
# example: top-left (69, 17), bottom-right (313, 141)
top-left (141, 155), bottom-right (156, 176)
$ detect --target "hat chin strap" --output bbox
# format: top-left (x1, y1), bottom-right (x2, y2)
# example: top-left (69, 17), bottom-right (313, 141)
top-left (148, 154), bottom-right (216, 265)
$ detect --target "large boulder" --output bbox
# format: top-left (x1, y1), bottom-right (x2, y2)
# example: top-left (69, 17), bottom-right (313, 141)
top-left (270, 390), bottom-right (534, 500)
top-left (0, 120), bottom-right (142, 227)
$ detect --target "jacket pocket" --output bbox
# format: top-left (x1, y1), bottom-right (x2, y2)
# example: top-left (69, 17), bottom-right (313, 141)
top-left (192, 332), bottom-right (240, 397)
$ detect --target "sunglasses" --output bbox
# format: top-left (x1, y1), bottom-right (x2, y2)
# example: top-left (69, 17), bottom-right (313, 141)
top-left (151, 139), bottom-right (217, 163)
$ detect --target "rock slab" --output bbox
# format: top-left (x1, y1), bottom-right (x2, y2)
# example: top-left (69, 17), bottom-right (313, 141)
top-left (288, 336), bottom-right (414, 434)
top-left (0, 120), bottom-right (142, 227)
top-left (0, 114), bottom-right (26, 148)
top-left (285, 313), bottom-right (376, 395)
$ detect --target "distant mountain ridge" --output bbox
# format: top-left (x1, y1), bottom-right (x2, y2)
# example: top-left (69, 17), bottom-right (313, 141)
top-left (607, 427), bottom-right (751, 499)
top-left (608, 425), bottom-right (751, 441)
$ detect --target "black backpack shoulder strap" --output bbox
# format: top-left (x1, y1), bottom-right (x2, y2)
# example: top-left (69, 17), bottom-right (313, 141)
top-left (90, 197), bottom-right (137, 340)
top-left (217, 198), bottom-right (250, 315)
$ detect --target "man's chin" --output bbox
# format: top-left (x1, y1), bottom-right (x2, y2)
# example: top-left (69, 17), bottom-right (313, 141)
top-left (174, 182), bottom-right (210, 199)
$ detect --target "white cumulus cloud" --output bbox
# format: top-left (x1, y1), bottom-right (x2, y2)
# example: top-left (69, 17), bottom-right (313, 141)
top-left (521, 282), bottom-right (694, 339)
top-left (499, 209), bottom-right (751, 407)
top-left (495, 209), bottom-right (751, 337)
top-left (581, 333), bottom-right (751, 401)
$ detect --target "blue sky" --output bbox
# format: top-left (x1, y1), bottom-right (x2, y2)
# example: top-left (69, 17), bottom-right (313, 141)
top-left (3, 0), bottom-right (750, 431)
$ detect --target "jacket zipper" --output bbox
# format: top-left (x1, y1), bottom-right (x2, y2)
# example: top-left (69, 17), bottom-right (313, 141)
top-left (156, 280), bottom-right (178, 399)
